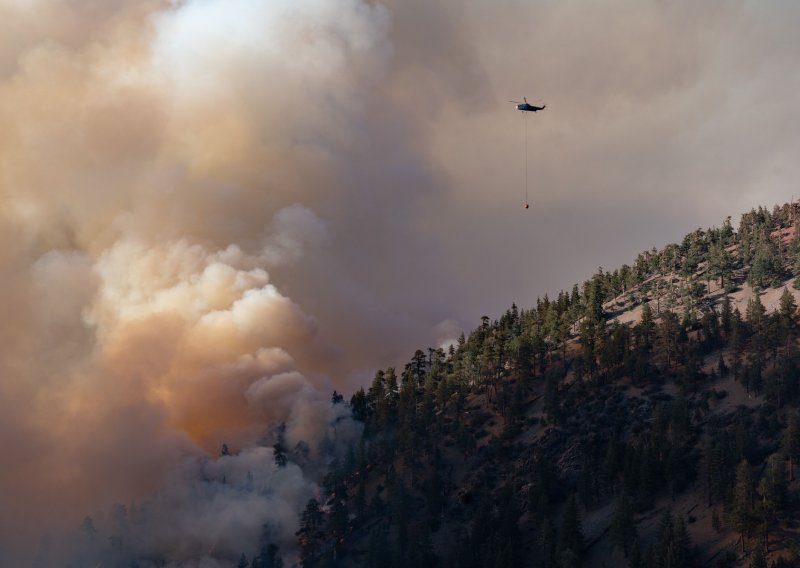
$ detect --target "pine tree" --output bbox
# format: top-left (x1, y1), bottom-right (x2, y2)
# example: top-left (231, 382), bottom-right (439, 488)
top-left (559, 494), bottom-right (584, 559)
top-left (350, 388), bottom-right (369, 422)
top-left (765, 452), bottom-right (787, 510)
top-left (709, 240), bottom-right (734, 291)
top-left (653, 509), bottom-right (673, 567)
top-left (254, 525), bottom-right (283, 568)
top-left (328, 497), bottom-right (349, 559)
top-left (536, 517), bottom-right (557, 568)
top-left (543, 372), bottom-right (561, 424)
top-left (257, 543), bottom-right (282, 568)
top-left (748, 236), bottom-right (782, 289)
top-left (780, 287), bottom-right (797, 324)
top-left (639, 302), bottom-right (655, 349)
top-left (237, 553), bottom-right (249, 568)
top-left (651, 510), bottom-right (692, 568)
top-left (731, 307), bottom-right (745, 351)
top-left (406, 521), bottom-right (437, 568)
top-left (355, 476), bottom-right (367, 518)
top-left (628, 539), bottom-right (643, 568)
top-left (494, 486), bottom-right (524, 567)
top-left (297, 498), bottom-right (325, 566)
top-left (655, 311), bottom-right (680, 369)
top-left (670, 514), bottom-right (692, 568)
top-left (701, 432), bottom-right (720, 506)
top-left (733, 460), bottom-right (755, 553)
top-left (720, 295), bottom-right (733, 337)
top-left (781, 414), bottom-right (800, 481)
top-left (585, 275), bottom-right (605, 323)
top-left (610, 493), bottom-right (638, 557)
top-left (750, 541), bottom-right (767, 568)
top-left (366, 527), bottom-right (393, 568)
top-left (747, 293), bottom-right (767, 333)
top-left (273, 442), bottom-right (287, 467)
top-left (717, 354), bottom-right (728, 377)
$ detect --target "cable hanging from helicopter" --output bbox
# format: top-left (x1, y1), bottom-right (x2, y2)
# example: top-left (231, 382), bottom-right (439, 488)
top-left (508, 97), bottom-right (545, 210)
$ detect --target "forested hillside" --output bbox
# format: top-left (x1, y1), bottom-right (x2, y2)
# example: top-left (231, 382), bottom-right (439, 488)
top-left (272, 202), bottom-right (800, 568)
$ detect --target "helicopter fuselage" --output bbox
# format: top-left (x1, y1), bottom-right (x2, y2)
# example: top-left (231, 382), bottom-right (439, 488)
top-left (517, 103), bottom-right (545, 112)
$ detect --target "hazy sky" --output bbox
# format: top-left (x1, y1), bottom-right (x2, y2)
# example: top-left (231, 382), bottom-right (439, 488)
top-left (2, 0), bottom-right (800, 563)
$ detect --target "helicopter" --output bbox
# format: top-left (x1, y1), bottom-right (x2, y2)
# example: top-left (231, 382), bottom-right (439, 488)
top-left (509, 97), bottom-right (545, 112)
top-left (511, 97), bottom-right (545, 210)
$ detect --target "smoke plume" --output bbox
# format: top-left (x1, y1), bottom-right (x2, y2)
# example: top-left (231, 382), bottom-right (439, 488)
top-left (0, 0), bottom-right (396, 563)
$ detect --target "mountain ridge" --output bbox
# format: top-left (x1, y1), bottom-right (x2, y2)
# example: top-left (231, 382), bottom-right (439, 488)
top-left (330, 200), bottom-right (800, 568)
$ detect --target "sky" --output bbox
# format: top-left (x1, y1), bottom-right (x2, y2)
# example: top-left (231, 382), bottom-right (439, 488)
top-left (2, 0), bottom-right (800, 564)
